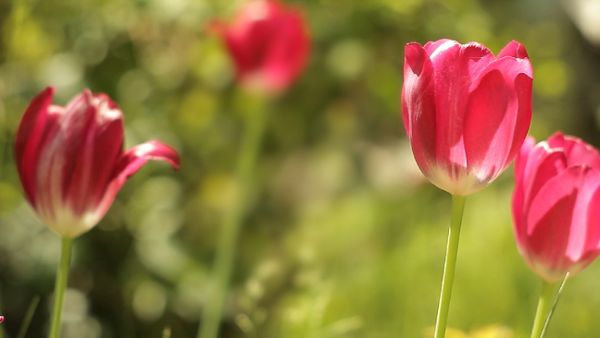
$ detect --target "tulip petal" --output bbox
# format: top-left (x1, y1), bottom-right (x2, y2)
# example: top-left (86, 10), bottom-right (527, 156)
top-left (402, 43), bottom-right (436, 174)
top-left (512, 137), bottom-right (535, 245)
top-left (586, 187), bottom-right (600, 253)
top-left (62, 92), bottom-right (125, 215)
top-left (423, 39), bottom-right (453, 55)
top-left (566, 169), bottom-right (600, 261)
top-left (95, 141), bottom-right (180, 220)
top-left (514, 136), bottom-right (536, 186)
top-left (513, 142), bottom-right (567, 247)
top-left (430, 42), bottom-right (494, 172)
top-left (222, 0), bottom-right (308, 93)
top-left (15, 87), bottom-right (59, 206)
top-left (263, 10), bottom-right (309, 91)
top-left (498, 40), bottom-right (529, 59)
top-left (522, 145), bottom-right (567, 213)
top-left (464, 53), bottom-right (533, 177)
top-left (548, 132), bottom-right (600, 170)
top-left (526, 167), bottom-right (580, 278)
top-left (463, 70), bottom-right (510, 180)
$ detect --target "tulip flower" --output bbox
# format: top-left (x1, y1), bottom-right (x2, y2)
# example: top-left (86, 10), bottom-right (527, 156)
top-left (15, 87), bottom-right (180, 238)
top-left (513, 133), bottom-right (600, 282)
top-left (401, 39), bottom-right (533, 338)
top-left (513, 133), bottom-right (600, 338)
top-left (212, 0), bottom-right (310, 94)
top-left (15, 87), bottom-right (179, 338)
top-left (402, 39), bottom-right (533, 196)
top-left (200, 3), bottom-right (309, 338)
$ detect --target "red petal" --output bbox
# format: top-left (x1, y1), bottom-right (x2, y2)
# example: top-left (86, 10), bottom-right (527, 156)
top-left (565, 169), bottom-right (600, 262)
top-left (402, 43), bottom-right (436, 175)
top-left (430, 42), bottom-right (493, 172)
top-left (512, 137), bottom-right (536, 247)
top-left (513, 140), bottom-right (567, 251)
top-left (463, 70), bottom-right (511, 180)
top-left (61, 92), bottom-right (125, 215)
top-left (15, 87), bottom-right (59, 206)
top-left (547, 132), bottom-right (600, 170)
top-left (423, 39), bottom-right (454, 55)
top-left (95, 141), bottom-right (180, 219)
top-left (525, 167), bottom-right (580, 279)
top-left (220, 0), bottom-right (309, 93)
top-left (261, 5), bottom-right (310, 91)
top-left (498, 40), bottom-right (529, 59)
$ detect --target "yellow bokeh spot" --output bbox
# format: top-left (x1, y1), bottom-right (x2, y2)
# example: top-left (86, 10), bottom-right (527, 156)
top-left (535, 60), bottom-right (569, 98)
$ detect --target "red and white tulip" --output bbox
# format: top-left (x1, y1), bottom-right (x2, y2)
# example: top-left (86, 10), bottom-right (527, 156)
top-left (15, 87), bottom-right (180, 238)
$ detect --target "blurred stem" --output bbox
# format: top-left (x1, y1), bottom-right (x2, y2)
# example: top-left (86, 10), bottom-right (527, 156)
top-left (433, 194), bottom-right (466, 338)
top-left (530, 279), bottom-right (562, 338)
top-left (48, 237), bottom-right (73, 338)
top-left (17, 296), bottom-right (40, 338)
top-left (198, 99), bottom-right (269, 338)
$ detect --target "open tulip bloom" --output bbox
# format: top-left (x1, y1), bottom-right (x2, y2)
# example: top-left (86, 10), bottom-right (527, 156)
top-left (401, 39), bottom-right (533, 338)
top-left (513, 133), bottom-right (600, 338)
top-left (15, 87), bottom-right (180, 338)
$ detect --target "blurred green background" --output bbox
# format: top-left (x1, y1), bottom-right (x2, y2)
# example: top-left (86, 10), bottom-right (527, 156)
top-left (1, 0), bottom-right (600, 337)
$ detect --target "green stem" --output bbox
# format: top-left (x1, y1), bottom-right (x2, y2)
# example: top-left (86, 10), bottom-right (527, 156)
top-left (530, 279), bottom-right (561, 338)
top-left (48, 237), bottom-right (73, 338)
top-left (540, 274), bottom-right (568, 337)
top-left (18, 296), bottom-right (40, 338)
top-left (433, 194), bottom-right (466, 338)
top-left (198, 104), bottom-right (269, 338)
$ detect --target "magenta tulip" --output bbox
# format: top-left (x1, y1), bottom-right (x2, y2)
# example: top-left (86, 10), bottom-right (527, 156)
top-left (513, 132), bottom-right (600, 282)
top-left (15, 87), bottom-right (180, 238)
top-left (402, 39), bottom-right (533, 195)
top-left (213, 0), bottom-right (310, 94)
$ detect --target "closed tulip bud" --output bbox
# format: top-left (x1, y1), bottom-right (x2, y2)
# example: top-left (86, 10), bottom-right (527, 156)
top-left (402, 39), bottom-right (533, 195)
top-left (513, 133), bottom-right (600, 282)
top-left (213, 0), bottom-right (310, 94)
top-left (15, 87), bottom-right (180, 238)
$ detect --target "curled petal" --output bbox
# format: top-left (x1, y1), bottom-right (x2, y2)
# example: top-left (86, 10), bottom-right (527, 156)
top-left (95, 141), bottom-right (180, 220)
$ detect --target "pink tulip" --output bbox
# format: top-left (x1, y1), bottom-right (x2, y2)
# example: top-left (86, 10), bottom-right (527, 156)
top-left (15, 87), bottom-right (180, 238)
top-left (213, 0), bottom-right (310, 94)
top-left (513, 133), bottom-right (600, 282)
top-left (401, 39), bottom-right (533, 195)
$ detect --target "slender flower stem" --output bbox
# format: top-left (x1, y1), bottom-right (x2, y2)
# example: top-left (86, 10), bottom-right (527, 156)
top-left (199, 102), bottom-right (269, 338)
top-left (540, 274), bottom-right (568, 337)
top-left (433, 194), bottom-right (466, 338)
top-left (48, 237), bottom-right (73, 338)
top-left (18, 296), bottom-right (40, 338)
top-left (530, 279), bottom-right (561, 338)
